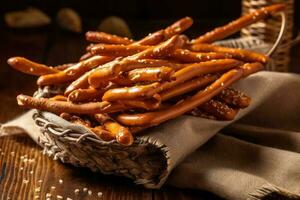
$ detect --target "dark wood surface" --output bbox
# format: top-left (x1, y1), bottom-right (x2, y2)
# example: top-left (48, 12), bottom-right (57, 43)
top-left (0, 18), bottom-right (299, 199)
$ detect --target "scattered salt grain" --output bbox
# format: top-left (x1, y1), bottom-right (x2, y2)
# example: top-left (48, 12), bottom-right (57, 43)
top-left (74, 189), bottom-right (80, 195)
top-left (83, 187), bottom-right (88, 192)
top-left (88, 190), bottom-right (92, 195)
top-left (59, 179), bottom-right (63, 184)
top-left (46, 193), bottom-right (51, 198)
top-left (57, 195), bottom-right (63, 199)
top-left (98, 192), bottom-right (103, 197)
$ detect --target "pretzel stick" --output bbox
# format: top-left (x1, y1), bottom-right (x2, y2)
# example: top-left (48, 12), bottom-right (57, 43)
top-left (90, 44), bottom-right (231, 63)
top-left (164, 17), bottom-right (193, 38)
top-left (103, 120), bottom-right (134, 146)
top-left (199, 99), bottom-right (238, 120)
top-left (60, 113), bottom-right (92, 127)
top-left (86, 31), bottom-right (133, 44)
top-left (135, 30), bottom-right (166, 45)
top-left (192, 4), bottom-right (285, 43)
top-left (102, 59), bottom-right (242, 101)
top-left (7, 57), bottom-right (59, 76)
top-left (80, 52), bottom-right (94, 61)
top-left (216, 88), bottom-right (251, 108)
top-left (55, 63), bottom-right (76, 71)
top-left (67, 87), bottom-right (104, 103)
top-left (119, 99), bottom-right (161, 111)
top-left (188, 43), bottom-right (268, 63)
top-left (90, 44), bottom-right (148, 56)
top-left (49, 95), bottom-right (68, 101)
top-left (91, 126), bottom-right (116, 141)
top-left (127, 66), bottom-right (175, 82)
top-left (37, 55), bottom-right (113, 86)
top-left (170, 49), bottom-right (232, 63)
top-left (102, 82), bottom-right (161, 101)
top-left (159, 75), bottom-right (218, 101)
top-left (88, 35), bottom-right (181, 88)
top-left (17, 95), bottom-right (128, 114)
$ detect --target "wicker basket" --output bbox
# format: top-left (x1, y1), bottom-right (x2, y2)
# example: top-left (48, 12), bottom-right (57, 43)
top-left (32, 13), bottom-right (287, 188)
top-left (241, 0), bottom-right (294, 72)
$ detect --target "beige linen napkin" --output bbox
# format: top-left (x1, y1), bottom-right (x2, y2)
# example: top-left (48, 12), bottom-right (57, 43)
top-left (1, 71), bottom-right (300, 199)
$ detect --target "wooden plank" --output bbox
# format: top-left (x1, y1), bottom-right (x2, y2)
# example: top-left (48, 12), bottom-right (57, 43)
top-left (0, 135), bottom-right (153, 200)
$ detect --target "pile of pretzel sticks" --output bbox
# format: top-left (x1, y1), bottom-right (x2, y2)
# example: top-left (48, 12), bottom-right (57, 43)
top-left (8, 4), bottom-right (285, 146)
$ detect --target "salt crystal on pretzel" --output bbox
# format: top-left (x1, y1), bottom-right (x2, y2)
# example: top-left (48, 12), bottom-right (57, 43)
top-left (200, 99), bottom-right (238, 120)
top-left (216, 88), bottom-right (251, 108)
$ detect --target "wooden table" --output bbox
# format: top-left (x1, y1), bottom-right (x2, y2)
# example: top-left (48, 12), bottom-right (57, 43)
top-left (0, 21), bottom-right (299, 199)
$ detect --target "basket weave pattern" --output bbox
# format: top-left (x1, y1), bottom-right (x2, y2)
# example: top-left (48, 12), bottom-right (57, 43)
top-left (33, 111), bottom-right (168, 187)
top-left (242, 0), bottom-right (294, 71)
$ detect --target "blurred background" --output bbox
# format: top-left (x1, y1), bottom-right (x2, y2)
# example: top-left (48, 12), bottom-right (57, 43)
top-left (0, 0), bottom-right (299, 120)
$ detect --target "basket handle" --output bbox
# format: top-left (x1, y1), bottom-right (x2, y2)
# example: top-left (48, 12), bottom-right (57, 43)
top-left (266, 12), bottom-right (286, 57)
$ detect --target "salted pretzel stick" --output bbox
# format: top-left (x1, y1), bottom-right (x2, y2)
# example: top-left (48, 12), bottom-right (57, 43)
top-left (103, 120), bottom-right (134, 146)
top-left (88, 35), bottom-right (181, 88)
top-left (67, 87), bottom-right (104, 103)
top-left (200, 99), bottom-right (238, 120)
top-left (94, 113), bottom-right (134, 145)
top-left (170, 49), bottom-right (232, 63)
top-left (55, 63), bottom-right (76, 71)
top-left (86, 31), bottom-right (133, 44)
top-left (49, 95), bottom-right (68, 101)
top-left (116, 68), bottom-right (244, 126)
top-left (91, 126), bottom-right (116, 141)
top-left (91, 44), bottom-right (146, 57)
top-left (17, 94), bottom-right (128, 114)
top-left (159, 75), bottom-right (219, 101)
top-left (188, 43), bottom-right (269, 63)
top-left (127, 66), bottom-right (175, 82)
top-left (90, 44), bottom-right (231, 63)
top-left (90, 44), bottom-right (148, 57)
top-left (164, 17), bottom-right (193, 38)
top-left (37, 55), bottom-right (113, 86)
top-left (60, 113), bottom-right (92, 127)
top-left (102, 59), bottom-right (242, 101)
top-left (192, 4), bottom-right (285, 43)
top-left (119, 99), bottom-right (161, 111)
top-left (7, 57), bottom-right (59, 76)
top-left (216, 88), bottom-right (251, 108)
top-left (135, 30), bottom-right (166, 45)
top-left (80, 52), bottom-right (94, 61)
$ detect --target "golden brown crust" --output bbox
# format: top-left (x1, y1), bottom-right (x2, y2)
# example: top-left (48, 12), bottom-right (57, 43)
top-left (7, 57), bottom-right (59, 76)
top-left (192, 4), bottom-right (285, 43)
top-left (188, 43), bottom-right (269, 63)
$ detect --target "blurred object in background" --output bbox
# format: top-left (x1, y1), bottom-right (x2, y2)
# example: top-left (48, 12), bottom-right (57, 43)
top-left (241, 0), bottom-right (294, 72)
top-left (4, 7), bottom-right (51, 28)
top-left (98, 16), bottom-right (132, 38)
top-left (57, 8), bottom-right (82, 33)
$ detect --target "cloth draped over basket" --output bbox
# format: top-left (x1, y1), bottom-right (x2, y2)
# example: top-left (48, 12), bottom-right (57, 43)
top-left (2, 71), bottom-right (300, 200)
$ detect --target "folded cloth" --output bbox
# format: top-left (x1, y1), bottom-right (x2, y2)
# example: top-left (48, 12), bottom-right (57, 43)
top-left (167, 71), bottom-right (300, 199)
top-left (1, 71), bottom-right (300, 199)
